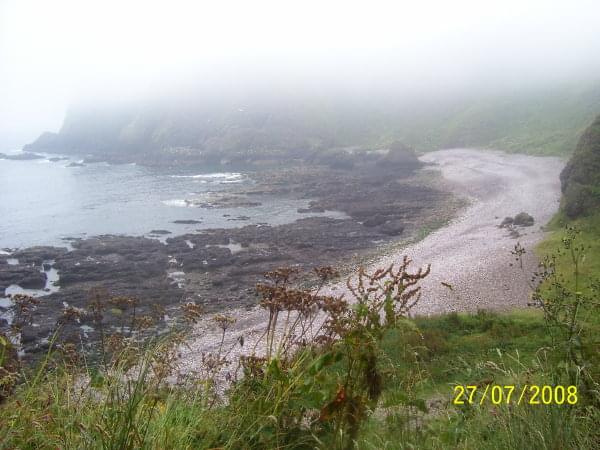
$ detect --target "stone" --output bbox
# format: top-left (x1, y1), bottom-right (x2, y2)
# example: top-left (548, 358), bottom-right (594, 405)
top-left (513, 212), bottom-right (534, 227)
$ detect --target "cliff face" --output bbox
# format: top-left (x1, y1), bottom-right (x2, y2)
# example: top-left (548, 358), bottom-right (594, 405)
top-left (560, 115), bottom-right (600, 218)
top-left (23, 99), bottom-right (348, 165)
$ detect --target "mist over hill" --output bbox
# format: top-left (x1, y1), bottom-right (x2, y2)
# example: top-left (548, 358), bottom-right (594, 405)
top-left (24, 80), bottom-right (600, 166)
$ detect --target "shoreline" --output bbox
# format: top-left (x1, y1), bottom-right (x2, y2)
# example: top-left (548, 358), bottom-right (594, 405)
top-left (1, 155), bottom-right (454, 358)
top-left (175, 148), bottom-right (565, 375)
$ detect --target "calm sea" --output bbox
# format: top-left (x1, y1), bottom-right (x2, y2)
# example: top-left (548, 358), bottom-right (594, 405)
top-left (0, 152), bottom-right (344, 249)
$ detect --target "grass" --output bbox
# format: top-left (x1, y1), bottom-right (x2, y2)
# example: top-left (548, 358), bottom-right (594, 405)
top-left (378, 80), bottom-right (600, 156)
top-left (537, 210), bottom-right (600, 292)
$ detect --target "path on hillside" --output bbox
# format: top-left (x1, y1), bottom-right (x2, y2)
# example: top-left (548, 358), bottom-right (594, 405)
top-left (176, 149), bottom-right (564, 374)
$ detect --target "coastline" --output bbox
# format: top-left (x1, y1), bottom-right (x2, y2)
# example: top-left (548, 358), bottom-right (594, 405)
top-left (175, 148), bottom-right (565, 375)
top-left (1, 154), bottom-right (454, 359)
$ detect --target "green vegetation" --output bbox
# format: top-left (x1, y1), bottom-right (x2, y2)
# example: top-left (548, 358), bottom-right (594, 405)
top-left (560, 114), bottom-right (600, 217)
top-left (538, 211), bottom-right (600, 291)
top-left (401, 83), bottom-right (600, 156)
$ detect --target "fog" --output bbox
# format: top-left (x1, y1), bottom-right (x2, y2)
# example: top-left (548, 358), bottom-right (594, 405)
top-left (1, 0), bottom-right (600, 150)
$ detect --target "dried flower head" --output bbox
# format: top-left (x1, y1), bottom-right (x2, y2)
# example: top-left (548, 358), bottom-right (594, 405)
top-left (181, 302), bottom-right (204, 324)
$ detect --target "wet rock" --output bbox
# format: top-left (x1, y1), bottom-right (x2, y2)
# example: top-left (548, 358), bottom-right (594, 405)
top-left (363, 215), bottom-right (387, 227)
top-left (0, 152), bottom-right (45, 160)
top-left (499, 217), bottom-right (514, 227)
top-left (227, 216), bottom-right (251, 221)
top-left (172, 219), bottom-right (202, 224)
top-left (0, 264), bottom-right (48, 292)
top-left (150, 229), bottom-right (172, 235)
top-left (298, 206), bottom-right (326, 213)
top-left (20, 272), bottom-right (47, 289)
top-left (12, 246), bottom-right (68, 265)
top-left (379, 220), bottom-right (405, 236)
top-left (513, 212), bottom-right (534, 227)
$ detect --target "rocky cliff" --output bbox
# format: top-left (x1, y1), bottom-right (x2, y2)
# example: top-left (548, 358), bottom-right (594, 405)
top-left (560, 115), bottom-right (600, 218)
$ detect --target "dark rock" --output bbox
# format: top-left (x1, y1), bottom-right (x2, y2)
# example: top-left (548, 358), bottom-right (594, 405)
top-left (228, 216), bottom-right (251, 221)
top-left (363, 215), bottom-right (387, 227)
top-left (20, 327), bottom-right (40, 344)
top-left (379, 220), bottom-right (405, 236)
top-left (317, 149), bottom-right (355, 170)
top-left (42, 262), bottom-right (53, 271)
top-left (172, 220), bottom-right (202, 224)
top-left (67, 162), bottom-right (85, 167)
top-left (13, 246), bottom-right (69, 265)
top-left (19, 272), bottom-right (47, 289)
top-left (150, 229), bottom-right (172, 235)
top-left (499, 217), bottom-right (514, 227)
top-left (376, 141), bottom-right (420, 169)
top-left (1, 152), bottom-right (45, 161)
top-left (513, 212), bottom-right (534, 227)
top-left (298, 206), bottom-right (326, 213)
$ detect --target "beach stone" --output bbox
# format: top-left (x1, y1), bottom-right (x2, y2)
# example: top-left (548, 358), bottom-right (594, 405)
top-left (513, 212), bottom-right (534, 227)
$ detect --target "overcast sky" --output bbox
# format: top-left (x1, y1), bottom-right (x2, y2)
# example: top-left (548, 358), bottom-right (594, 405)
top-left (1, 0), bottom-right (600, 149)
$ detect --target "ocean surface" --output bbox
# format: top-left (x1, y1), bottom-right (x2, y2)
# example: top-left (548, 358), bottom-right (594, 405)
top-left (0, 151), bottom-right (345, 249)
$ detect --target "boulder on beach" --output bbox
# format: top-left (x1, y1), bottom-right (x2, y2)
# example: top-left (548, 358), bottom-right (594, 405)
top-left (513, 212), bottom-right (534, 227)
top-left (499, 213), bottom-right (534, 227)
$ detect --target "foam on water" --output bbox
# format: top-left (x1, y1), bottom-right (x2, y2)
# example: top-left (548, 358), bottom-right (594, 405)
top-left (170, 172), bottom-right (243, 181)
top-left (161, 199), bottom-right (190, 208)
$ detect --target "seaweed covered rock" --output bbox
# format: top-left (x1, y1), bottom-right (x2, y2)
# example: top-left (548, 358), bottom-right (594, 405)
top-left (560, 115), bottom-right (600, 218)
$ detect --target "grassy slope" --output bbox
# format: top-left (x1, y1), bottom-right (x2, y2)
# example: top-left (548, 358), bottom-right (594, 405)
top-left (538, 211), bottom-right (600, 291)
top-left (375, 81), bottom-right (600, 156)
